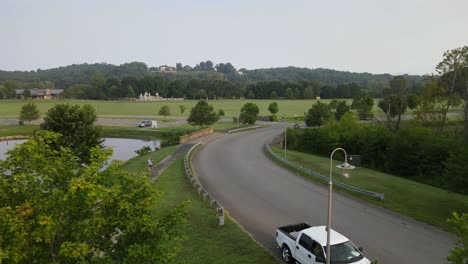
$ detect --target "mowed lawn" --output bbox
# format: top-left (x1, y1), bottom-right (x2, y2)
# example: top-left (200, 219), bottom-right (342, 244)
top-left (121, 149), bottom-right (279, 264)
top-left (271, 146), bottom-right (468, 232)
top-left (0, 99), bottom-right (385, 118)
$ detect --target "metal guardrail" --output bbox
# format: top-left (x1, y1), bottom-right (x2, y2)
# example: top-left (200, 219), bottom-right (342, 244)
top-left (184, 142), bottom-right (225, 226)
top-left (265, 139), bottom-right (384, 200)
top-left (227, 125), bottom-right (263, 133)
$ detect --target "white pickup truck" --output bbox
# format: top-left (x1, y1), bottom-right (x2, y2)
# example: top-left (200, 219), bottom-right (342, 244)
top-left (276, 223), bottom-right (370, 264)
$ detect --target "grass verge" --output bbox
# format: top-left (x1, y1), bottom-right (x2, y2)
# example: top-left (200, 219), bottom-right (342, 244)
top-left (269, 146), bottom-right (468, 232)
top-left (121, 148), bottom-right (278, 263)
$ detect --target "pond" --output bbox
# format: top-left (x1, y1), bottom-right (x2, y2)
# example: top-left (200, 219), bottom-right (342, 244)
top-left (0, 138), bottom-right (161, 162)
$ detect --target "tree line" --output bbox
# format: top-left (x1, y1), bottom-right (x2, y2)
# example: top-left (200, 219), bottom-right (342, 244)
top-left (0, 61), bottom-right (426, 100)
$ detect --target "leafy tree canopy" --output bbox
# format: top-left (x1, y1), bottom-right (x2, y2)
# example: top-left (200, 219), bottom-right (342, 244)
top-left (19, 102), bottom-right (40, 124)
top-left (0, 130), bottom-right (189, 263)
top-left (187, 100), bottom-right (219, 126)
top-left (40, 103), bottom-right (103, 164)
top-left (239, 102), bottom-right (259, 125)
top-left (305, 101), bottom-right (331, 127)
top-left (268, 102), bottom-right (279, 115)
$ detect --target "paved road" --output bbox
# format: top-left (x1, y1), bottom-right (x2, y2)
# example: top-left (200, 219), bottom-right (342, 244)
top-left (191, 124), bottom-right (456, 264)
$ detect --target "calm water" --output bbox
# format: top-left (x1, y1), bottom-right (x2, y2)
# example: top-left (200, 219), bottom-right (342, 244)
top-left (0, 138), bottom-right (160, 162)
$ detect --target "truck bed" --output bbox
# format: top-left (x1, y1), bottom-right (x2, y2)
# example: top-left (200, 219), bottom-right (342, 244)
top-left (277, 223), bottom-right (311, 240)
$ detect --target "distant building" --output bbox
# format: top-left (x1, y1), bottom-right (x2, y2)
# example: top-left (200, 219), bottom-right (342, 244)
top-left (159, 65), bottom-right (176, 72)
top-left (15, 88), bottom-right (64, 99)
top-left (183, 65), bottom-right (193, 71)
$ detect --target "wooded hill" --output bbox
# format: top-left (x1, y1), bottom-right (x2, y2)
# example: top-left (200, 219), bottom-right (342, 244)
top-left (0, 62), bottom-right (423, 90)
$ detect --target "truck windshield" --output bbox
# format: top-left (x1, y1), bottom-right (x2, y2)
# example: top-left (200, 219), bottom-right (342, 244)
top-left (328, 241), bottom-right (363, 263)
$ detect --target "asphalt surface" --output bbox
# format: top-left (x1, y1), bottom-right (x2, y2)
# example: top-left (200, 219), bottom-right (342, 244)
top-left (191, 124), bottom-right (456, 264)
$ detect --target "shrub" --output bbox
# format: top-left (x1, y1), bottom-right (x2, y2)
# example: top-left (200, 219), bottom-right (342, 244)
top-left (135, 146), bottom-right (152, 156)
top-left (270, 114), bottom-right (278, 122)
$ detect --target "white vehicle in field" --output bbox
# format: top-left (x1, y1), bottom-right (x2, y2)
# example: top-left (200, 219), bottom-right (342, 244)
top-left (276, 223), bottom-right (370, 264)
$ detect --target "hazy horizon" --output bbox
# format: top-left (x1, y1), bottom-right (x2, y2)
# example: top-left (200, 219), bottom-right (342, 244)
top-left (2, 0), bottom-right (467, 75)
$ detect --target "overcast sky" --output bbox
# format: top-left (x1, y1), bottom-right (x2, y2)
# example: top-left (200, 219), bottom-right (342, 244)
top-left (1, 0), bottom-right (467, 75)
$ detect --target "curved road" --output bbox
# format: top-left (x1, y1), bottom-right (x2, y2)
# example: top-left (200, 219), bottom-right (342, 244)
top-left (192, 124), bottom-right (456, 263)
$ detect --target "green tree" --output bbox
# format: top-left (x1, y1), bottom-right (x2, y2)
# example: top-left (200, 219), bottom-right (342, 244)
top-left (407, 93), bottom-right (421, 110)
top-left (0, 131), bottom-right (188, 263)
top-left (303, 86), bottom-right (314, 99)
top-left (436, 46), bottom-right (466, 133)
top-left (187, 100), bottom-right (219, 126)
top-left (127, 85), bottom-right (136, 98)
top-left (217, 109), bottom-right (225, 117)
top-left (179, 105), bottom-right (186, 114)
top-left (305, 101), bottom-right (331, 127)
top-left (285, 88), bottom-right (294, 99)
top-left (158, 105), bottom-right (171, 120)
top-left (268, 102), bottom-right (279, 115)
top-left (352, 95), bottom-right (374, 120)
top-left (40, 104), bottom-right (103, 164)
top-left (335, 101), bottom-right (351, 121)
top-left (19, 102), bottom-right (40, 124)
top-left (446, 212), bottom-right (468, 264)
top-left (240, 102), bottom-right (260, 124)
top-left (176, 62), bottom-right (183, 71)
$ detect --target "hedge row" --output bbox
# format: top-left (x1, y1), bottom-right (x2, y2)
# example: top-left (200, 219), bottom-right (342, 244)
top-left (286, 115), bottom-right (468, 194)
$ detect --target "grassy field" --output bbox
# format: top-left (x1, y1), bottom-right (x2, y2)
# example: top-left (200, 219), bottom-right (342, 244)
top-left (270, 146), bottom-right (468, 232)
top-left (0, 99), bottom-right (385, 118)
top-left (121, 149), bottom-right (278, 263)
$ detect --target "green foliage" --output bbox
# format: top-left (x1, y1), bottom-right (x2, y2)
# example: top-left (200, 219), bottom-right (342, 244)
top-left (334, 101), bottom-right (351, 120)
top-left (158, 105), bottom-right (171, 118)
top-left (19, 102), bottom-right (40, 124)
top-left (187, 100), bottom-right (219, 127)
top-left (239, 102), bottom-right (259, 125)
top-left (446, 212), bottom-right (468, 264)
top-left (40, 103), bottom-right (103, 164)
top-left (0, 131), bottom-right (189, 263)
top-left (179, 105), bottom-right (186, 114)
top-left (407, 93), bottom-right (421, 109)
top-left (444, 146), bottom-right (468, 194)
top-left (352, 95), bottom-right (374, 120)
top-left (217, 109), bottom-right (225, 117)
top-left (270, 114), bottom-right (278, 122)
top-left (287, 118), bottom-right (466, 193)
top-left (268, 102), bottom-right (279, 114)
top-left (135, 146), bottom-right (152, 156)
top-left (304, 101), bottom-right (331, 127)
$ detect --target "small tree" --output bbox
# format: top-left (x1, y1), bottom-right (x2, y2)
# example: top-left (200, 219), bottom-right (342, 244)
top-left (179, 105), bottom-right (186, 114)
top-left (20, 102), bottom-right (40, 124)
top-left (41, 104), bottom-right (102, 164)
top-left (446, 212), bottom-right (468, 264)
top-left (217, 109), bottom-right (225, 117)
top-left (268, 102), bottom-right (279, 115)
top-left (305, 101), bottom-right (331, 127)
top-left (240, 102), bottom-right (259, 124)
top-left (159, 105), bottom-right (171, 120)
top-left (352, 95), bottom-right (374, 120)
top-left (187, 100), bottom-right (219, 127)
top-left (335, 101), bottom-right (351, 121)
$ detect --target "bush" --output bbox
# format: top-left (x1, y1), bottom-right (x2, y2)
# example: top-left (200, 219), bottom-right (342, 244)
top-left (270, 114), bottom-right (278, 122)
top-left (135, 146), bottom-right (152, 156)
top-left (287, 117), bottom-right (463, 192)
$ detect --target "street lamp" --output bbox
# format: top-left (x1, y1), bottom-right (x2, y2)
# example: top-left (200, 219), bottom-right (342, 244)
top-left (326, 148), bottom-right (355, 264)
top-left (284, 127), bottom-right (287, 160)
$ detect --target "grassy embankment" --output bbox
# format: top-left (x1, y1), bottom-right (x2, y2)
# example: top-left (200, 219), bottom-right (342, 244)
top-left (121, 148), bottom-right (278, 263)
top-left (270, 146), bottom-right (468, 232)
top-left (0, 122), bottom-right (245, 139)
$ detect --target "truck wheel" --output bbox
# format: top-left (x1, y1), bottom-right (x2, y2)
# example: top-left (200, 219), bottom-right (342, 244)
top-left (282, 245), bottom-right (294, 263)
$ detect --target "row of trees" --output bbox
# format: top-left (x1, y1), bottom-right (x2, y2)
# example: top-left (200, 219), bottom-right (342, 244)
top-left (1, 104), bottom-right (189, 262)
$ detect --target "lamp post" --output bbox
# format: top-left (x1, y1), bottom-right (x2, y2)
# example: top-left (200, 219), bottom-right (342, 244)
top-left (284, 127), bottom-right (287, 160)
top-left (326, 148), bottom-right (355, 264)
